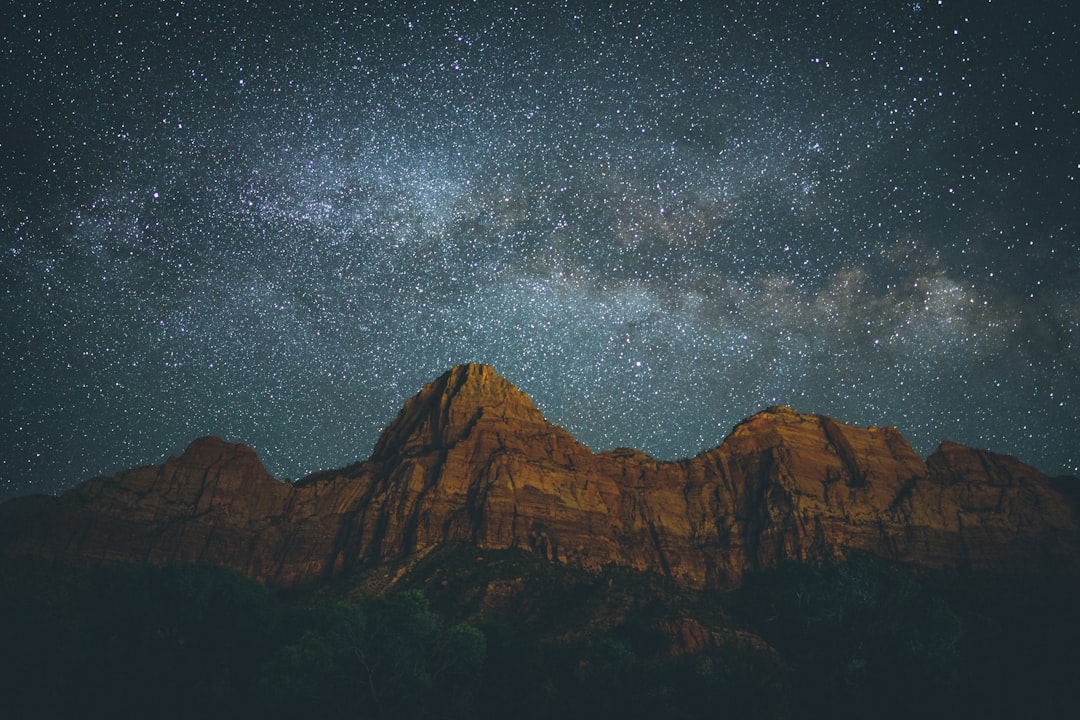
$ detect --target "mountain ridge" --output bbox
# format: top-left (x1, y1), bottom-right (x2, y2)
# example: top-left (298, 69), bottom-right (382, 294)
top-left (1, 363), bottom-right (1076, 589)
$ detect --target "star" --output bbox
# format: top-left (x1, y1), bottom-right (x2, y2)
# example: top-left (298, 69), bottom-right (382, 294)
top-left (1, 1), bottom-right (1077, 498)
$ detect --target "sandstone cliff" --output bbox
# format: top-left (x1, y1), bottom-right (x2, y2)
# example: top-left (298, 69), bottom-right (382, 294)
top-left (1, 363), bottom-right (1076, 588)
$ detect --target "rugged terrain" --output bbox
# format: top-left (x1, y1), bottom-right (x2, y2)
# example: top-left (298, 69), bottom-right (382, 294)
top-left (1, 363), bottom-right (1076, 588)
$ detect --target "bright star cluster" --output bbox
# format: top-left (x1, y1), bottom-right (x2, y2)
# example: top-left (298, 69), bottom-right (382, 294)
top-left (2, 0), bottom-right (1077, 497)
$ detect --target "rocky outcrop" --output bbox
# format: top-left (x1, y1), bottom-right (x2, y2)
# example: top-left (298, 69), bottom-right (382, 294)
top-left (1, 363), bottom-right (1076, 588)
top-left (0, 437), bottom-right (300, 580)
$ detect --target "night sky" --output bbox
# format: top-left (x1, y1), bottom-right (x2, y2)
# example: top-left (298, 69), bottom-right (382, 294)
top-left (2, 0), bottom-right (1077, 499)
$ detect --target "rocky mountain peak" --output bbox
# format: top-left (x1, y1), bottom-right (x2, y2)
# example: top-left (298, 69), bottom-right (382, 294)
top-left (370, 363), bottom-right (549, 460)
top-left (761, 404), bottom-right (801, 416)
top-left (174, 435), bottom-right (269, 475)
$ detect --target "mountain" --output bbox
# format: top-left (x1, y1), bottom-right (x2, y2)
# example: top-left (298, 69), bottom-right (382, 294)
top-left (1, 363), bottom-right (1077, 588)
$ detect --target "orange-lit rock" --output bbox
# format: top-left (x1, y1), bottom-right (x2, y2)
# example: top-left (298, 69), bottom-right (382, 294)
top-left (1, 364), bottom-right (1076, 588)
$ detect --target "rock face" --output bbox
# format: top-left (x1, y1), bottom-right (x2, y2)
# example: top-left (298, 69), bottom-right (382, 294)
top-left (1, 363), bottom-right (1076, 588)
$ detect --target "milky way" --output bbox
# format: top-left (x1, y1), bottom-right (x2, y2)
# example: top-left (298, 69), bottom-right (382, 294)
top-left (2, 0), bottom-right (1077, 498)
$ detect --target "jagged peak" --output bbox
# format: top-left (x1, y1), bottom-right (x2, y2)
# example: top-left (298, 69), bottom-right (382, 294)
top-left (712, 405), bottom-right (917, 459)
top-left (440, 362), bottom-right (522, 394)
top-left (932, 440), bottom-right (970, 453)
top-left (419, 364), bottom-right (542, 417)
top-left (740, 405), bottom-right (900, 433)
top-left (178, 436), bottom-right (264, 468)
top-left (724, 404), bottom-right (818, 434)
top-left (762, 404), bottom-right (801, 416)
top-left (370, 363), bottom-right (548, 460)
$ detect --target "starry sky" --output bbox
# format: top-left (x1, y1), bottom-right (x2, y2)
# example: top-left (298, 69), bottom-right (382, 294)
top-left (2, 0), bottom-right (1077, 499)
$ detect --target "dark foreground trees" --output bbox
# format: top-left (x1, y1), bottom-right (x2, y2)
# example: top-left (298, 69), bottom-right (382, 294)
top-left (1, 552), bottom-right (1077, 719)
top-left (259, 589), bottom-right (485, 718)
top-left (0, 561), bottom-right (483, 719)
